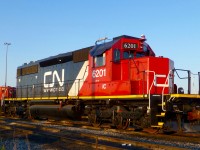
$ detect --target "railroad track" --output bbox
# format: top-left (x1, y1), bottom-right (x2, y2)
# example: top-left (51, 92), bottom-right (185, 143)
top-left (0, 116), bottom-right (200, 149)
top-left (0, 118), bottom-right (142, 150)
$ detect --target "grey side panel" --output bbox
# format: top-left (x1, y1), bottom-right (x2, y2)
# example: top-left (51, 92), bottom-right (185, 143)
top-left (17, 60), bottom-right (88, 98)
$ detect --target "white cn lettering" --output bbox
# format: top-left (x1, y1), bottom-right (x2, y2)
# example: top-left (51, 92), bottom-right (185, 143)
top-left (44, 71), bottom-right (53, 88)
top-left (44, 69), bottom-right (65, 88)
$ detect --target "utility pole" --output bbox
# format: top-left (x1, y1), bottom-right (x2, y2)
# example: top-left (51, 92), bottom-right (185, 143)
top-left (4, 42), bottom-right (11, 88)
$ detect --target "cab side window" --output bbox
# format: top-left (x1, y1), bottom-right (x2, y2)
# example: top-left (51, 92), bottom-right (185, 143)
top-left (113, 49), bottom-right (120, 62)
top-left (94, 53), bottom-right (106, 67)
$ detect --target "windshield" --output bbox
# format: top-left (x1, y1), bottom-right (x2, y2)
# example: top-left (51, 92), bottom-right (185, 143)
top-left (123, 51), bottom-right (134, 59)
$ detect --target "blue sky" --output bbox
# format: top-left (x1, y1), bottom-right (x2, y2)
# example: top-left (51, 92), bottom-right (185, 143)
top-left (0, 0), bottom-right (200, 93)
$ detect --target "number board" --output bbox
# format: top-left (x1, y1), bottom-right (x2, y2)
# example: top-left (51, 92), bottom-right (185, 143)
top-left (123, 43), bottom-right (138, 49)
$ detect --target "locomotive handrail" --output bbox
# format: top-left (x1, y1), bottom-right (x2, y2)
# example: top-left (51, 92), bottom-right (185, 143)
top-left (145, 70), bottom-right (156, 110)
top-left (174, 69), bottom-right (191, 94)
top-left (81, 65), bottom-right (89, 81)
top-left (16, 65), bottom-right (89, 99)
top-left (130, 59), bottom-right (140, 73)
top-left (199, 72), bottom-right (200, 95)
top-left (75, 65), bottom-right (88, 98)
top-left (161, 70), bottom-right (172, 111)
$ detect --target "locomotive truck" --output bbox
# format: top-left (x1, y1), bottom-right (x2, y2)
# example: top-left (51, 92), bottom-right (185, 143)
top-left (2, 35), bottom-right (200, 132)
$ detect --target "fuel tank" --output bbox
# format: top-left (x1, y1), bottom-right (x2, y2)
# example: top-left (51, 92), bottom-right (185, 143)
top-left (30, 105), bottom-right (81, 120)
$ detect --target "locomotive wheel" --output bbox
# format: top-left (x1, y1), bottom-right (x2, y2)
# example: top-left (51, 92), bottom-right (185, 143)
top-left (114, 113), bottom-right (129, 130)
top-left (88, 113), bottom-right (101, 127)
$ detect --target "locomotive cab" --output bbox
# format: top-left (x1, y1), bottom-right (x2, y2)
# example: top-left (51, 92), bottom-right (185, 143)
top-left (80, 35), bottom-right (175, 96)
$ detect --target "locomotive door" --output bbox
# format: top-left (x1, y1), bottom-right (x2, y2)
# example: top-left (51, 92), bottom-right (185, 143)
top-left (112, 49), bottom-right (121, 80)
top-left (120, 50), bottom-right (133, 81)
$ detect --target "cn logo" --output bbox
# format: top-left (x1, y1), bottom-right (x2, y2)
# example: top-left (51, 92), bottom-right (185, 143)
top-left (102, 84), bottom-right (106, 89)
top-left (44, 69), bottom-right (65, 88)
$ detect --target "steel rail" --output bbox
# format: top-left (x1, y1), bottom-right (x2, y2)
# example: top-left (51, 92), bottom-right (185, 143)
top-left (0, 117), bottom-right (196, 150)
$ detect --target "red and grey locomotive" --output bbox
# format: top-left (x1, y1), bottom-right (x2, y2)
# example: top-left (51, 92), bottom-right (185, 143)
top-left (3, 35), bottom-right (200, 132)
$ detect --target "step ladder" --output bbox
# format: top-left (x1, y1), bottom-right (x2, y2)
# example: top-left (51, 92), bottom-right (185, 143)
top-left (151, 101), bottom-right (166, 128)
top-left (147, 70), bottom-right (172, 128)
